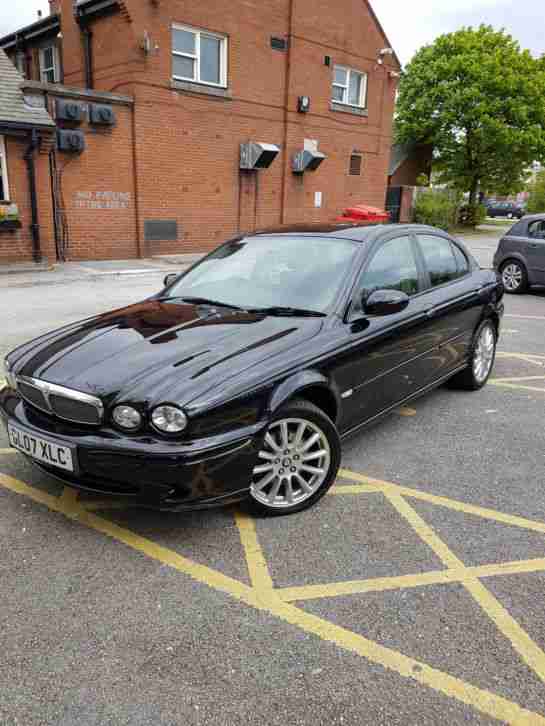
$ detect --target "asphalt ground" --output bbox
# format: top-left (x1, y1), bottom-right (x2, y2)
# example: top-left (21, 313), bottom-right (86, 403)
top-left (1, 232), bottom-right (545, 724)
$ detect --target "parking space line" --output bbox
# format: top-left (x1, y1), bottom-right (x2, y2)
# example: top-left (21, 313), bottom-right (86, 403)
top-left (278, 557), bottom-right (545, 603)
top-left (491, 376), bottom-right (545, 383)
top-left (0, 448), bottom-right (16, 455)
top-left (497, 352), bottom-right (545, 366)
top-left (234, 509), bottom-right (275, 595)
top-left (386, 493), bottom-right (545, 685)
top-left (330, 482), bottom-right (382, 495)
top-left (338, 469), bottom-right (545, 535)
top-left (2, 470), bottom-right (545, 722)
top-left (489, 381), bottom-right (545, 394)
top-left (504, 315), bottom-right (545, 321)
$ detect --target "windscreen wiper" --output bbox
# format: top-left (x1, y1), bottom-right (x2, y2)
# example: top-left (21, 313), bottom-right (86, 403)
top-left (248, 306), bottom-right (326, 318)
top-left (174, 297), bottom-right (243, 310)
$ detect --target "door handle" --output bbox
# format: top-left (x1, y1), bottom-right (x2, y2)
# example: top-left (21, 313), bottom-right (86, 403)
top-left (528, 243), bottom-right (539, 249)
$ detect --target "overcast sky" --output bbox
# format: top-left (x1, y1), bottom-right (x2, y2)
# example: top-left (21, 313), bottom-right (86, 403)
top-left (0, 0), bottom-right (543, 65)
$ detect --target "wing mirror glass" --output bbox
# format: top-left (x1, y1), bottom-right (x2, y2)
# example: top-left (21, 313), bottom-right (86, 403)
top-left (163, 273), bottom-right (179, 288)
top-left (364, 289), bottom-right (410, 316)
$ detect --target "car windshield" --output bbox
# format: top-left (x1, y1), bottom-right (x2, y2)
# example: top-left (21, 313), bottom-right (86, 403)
top-left (166, 235), bottom-right (359, 313)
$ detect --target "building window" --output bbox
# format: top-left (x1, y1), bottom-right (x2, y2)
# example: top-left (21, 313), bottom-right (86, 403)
top-left (14, 52), bottom-right (26, 78)
top-left (332, 66), bottom-right (367, 108)
top-left (349, 153), bottom-right (363, 176)
top-left (172, 24), bottom-right (227, 87)
top-left (39, 45), bottom-right (59, 84)
top-left (0, 136), bottom-right (10, 201)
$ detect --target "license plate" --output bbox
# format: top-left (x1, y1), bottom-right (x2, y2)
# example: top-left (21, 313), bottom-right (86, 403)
top-left (8, 424), bottom-right (74, 472)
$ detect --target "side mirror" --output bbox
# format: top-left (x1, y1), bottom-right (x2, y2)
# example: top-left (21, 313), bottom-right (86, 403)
top-left (364, 289), bottom-right (410, 316)
top-left (163, 273), bottom-right (179, 288)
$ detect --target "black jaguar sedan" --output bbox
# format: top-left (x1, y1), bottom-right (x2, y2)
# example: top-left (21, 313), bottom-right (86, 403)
top-left (1, 224), bottom-right (504, 516)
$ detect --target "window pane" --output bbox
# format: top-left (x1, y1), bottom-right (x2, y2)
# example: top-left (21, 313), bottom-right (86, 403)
top-left (348, 72), bottom-right (362, 106)
top-left (360, 236), bottom-right (419, 298)
top-left (451, 243), bottom-right (469, 274)
top-left (334, 67), bottom-right (347, 85)
top-left (42, 47), bottom-right (53, 68)
top-left (418, 235), bottom-right (459, 287)
top-left (43, 68), bottom-right (55, 84)
top-left (173, 55), bottom-right (196, 80)
top-left (172, 28), bottom-right (196, 55)
top-left (200, 35), bottom-right (221, 84)
top-left (332, 85), bottom-right (345, 103)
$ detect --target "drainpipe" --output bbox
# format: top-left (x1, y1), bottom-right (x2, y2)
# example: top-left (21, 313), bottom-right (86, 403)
top-left (280, 0), bottom-right (295, 225)
top-left (24, 129), bottom-right (42, 263)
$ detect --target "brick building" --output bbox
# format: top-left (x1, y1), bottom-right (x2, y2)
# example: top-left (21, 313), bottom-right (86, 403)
top-left (0, 0), bottom-right (400, 264)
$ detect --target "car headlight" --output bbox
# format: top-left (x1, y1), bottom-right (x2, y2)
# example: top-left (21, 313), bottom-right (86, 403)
top-left (3, 358), bottom-right (16, 389)
top-left (151, 405), bottom-right (187, 433)
top-left (112, 405), bottom-right (142, 430)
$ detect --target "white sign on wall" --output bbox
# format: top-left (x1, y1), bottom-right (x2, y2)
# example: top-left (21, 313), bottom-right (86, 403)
top-left (314, 191), bottom-right (323, 208)
top-left (75, 191), bottom-right (131, 210)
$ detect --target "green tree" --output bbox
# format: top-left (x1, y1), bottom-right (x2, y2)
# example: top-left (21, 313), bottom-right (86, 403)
top-left (527, 169), bottom-right (545, 213)
top-left (395, 26), bottom-right (545, 221)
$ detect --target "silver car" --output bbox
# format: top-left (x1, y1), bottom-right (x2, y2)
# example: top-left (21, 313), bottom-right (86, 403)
top-left (494, 214), bottom-right (545, 294)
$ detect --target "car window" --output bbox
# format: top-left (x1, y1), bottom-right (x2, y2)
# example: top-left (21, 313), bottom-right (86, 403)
top-left (356, 236), bottom-right (419, 304)
top-left (528, 221), bottom-right (545, 240)
top-left (417, 235), bottom-right (460, 287)
top-left (451, 243), bottom-right (470, 275)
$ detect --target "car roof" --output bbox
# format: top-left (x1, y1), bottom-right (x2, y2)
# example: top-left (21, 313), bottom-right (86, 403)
top-left (520, 213), bottom-right (545, 223)
top-left (249, 223), bottom-right (449, 244)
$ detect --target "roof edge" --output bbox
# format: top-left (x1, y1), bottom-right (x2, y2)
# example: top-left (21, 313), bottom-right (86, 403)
top-left (363, 0), bottom-right (402, 70)
top-left (0, 14), bottom-right (60, 50)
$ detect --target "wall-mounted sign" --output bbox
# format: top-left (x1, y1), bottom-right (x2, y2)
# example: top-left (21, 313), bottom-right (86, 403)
top-left (75, 191), bottom-right (130, 210)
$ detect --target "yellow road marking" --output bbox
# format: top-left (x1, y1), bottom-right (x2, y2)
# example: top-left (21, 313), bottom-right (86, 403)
top-left (338, 469), bottom-right (545, 535)
top-left (82, 500), bottom-right (133, 511)
top-left (386, 493), bottom-right (545, 685)
top-left (491, 376), bottom-right (545, 383)
top-left (234, 509), bottom-right (275, 595)
top-left (2, 470), bottom-right (545, 722)
top-left (489, 381), bottom-right (545, 394)
top-left (278, 558), bottom-right (545, 603)
top-left (330, 482), bottom-right (382, 495)
top-left (497, 352), bottom-right (545, 366)
top-left (504, 314), bottom-right (545, 321)
top-left (0, 448), bottom-right (17, 455)
top-left (0, 377), bottom-right (5, 389)
top-left (397, 405), bottom-right (417, 417)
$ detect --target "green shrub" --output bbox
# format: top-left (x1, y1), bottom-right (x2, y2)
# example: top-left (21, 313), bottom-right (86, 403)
top-left (457, 203), bottom-right (486, 227)
top-left (527, 170), bottom-right (545, 214)
top-left (413, 189), bottom-right (459, 230)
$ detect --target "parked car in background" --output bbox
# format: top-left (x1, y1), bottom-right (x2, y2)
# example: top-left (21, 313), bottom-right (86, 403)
top-left (2, 224), bottom-right (503, 517)
top-left (494, 214), bottom-right (545, 293)
top-left (486, 200), bottom-right (525, 219)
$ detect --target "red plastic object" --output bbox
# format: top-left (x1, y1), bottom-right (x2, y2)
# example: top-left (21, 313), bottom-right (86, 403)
top-left (336, 204), bottom-right (390, 223)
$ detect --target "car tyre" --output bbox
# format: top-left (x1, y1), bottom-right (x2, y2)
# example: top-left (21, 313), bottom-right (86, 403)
top-left (448, 319), bottom-right (497, 391)
top-left (500, 259), bottom-right (528, 294)
top-left (249, 398), bottom-right (341, 516)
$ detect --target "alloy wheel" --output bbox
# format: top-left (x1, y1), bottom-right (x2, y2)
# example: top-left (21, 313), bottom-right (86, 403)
top-left (502, 263), bottom-right (523, 292)
top-left (473, 324), bottom-right (496, 384)
top-left (251, 418), bottom-right (331, 509)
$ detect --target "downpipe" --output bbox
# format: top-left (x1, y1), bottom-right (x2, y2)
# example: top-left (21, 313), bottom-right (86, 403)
top-left (24, 129), bottom-right (42, 264)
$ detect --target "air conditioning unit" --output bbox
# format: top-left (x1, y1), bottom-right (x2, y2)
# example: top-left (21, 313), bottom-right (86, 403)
top-left (55, 98), bottom-right (84, 123)
top-left (240, 142), bottom-right (280, 170)
top-left (292, 149), bottom-right (326, 174)
top-left (89, 104), bottom-right (116, 125)
top-left (57, 129), bottom-right (85, 153)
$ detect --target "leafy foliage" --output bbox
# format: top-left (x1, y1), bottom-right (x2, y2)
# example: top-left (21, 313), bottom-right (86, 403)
top-left (413, 189), bottom-right (460, 230)
top-left (396, 26), bottom-right (545, 219)
top-left (527, 170), bottom-right (545, 213)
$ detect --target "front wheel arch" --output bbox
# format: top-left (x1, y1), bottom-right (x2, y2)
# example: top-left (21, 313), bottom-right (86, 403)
top-left (268, 372), bottom-right (340, 424)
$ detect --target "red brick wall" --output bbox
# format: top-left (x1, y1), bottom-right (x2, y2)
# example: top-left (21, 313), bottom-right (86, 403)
top-left (0, 136), bottom-right (56, 264)
top-left (51, 99), bottom-right (138, 260)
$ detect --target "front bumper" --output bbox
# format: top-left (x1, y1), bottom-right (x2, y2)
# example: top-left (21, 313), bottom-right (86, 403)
top-left (0, 388), bottom-right (266, 510)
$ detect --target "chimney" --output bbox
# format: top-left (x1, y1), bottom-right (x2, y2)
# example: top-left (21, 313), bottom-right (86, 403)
top-left (48, 0), bottom-right (60, 15)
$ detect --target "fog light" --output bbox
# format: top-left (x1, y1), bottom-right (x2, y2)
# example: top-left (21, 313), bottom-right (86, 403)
top-left (3, 358), bottom-right (16, 389)
top-left (151, 405), bottom-right (187, 433)
top-left (112, 405), bottom-right (142, 430)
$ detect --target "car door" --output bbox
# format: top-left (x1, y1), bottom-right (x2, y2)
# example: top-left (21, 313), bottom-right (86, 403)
top-left (526, 220), bottom-right (545, 284)
top-left (334, 233), bottom-right (434, 433)
top-left (413, 233), bottom-right (485, 385)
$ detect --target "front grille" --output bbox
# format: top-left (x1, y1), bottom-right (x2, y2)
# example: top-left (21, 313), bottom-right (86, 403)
top-left (49, 394), bottom-right (101, 425)
top-left (16, 376), bottom-right (103, 426)
top-left (17, 381), bottom-right (49, 413)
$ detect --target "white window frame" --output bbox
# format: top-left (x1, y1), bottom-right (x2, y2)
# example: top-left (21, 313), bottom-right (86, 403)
top-left (172, 24), bottom-right (228, 88)
top-left (39, 45), bottom-right (59, 84)
top-left (332, 65), bottom-right (368, 109)
top-left (0, 136), bottom-right (10, 202)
